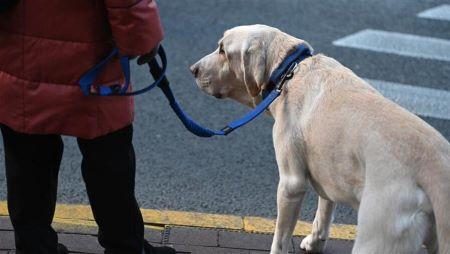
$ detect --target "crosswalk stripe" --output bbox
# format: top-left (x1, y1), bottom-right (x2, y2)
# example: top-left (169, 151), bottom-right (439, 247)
top-left (333, 29), bottom-right (450, 62)
top-left (366, 79), bottom-right (450, 120)
top-left (418, 4), bottom-right (450, 21)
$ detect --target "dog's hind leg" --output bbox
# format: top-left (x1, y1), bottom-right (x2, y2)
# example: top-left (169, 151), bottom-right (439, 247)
top-left (353, 181), bottom-right (431, 254)
top-left (300, 196), bottom-right (336, 253)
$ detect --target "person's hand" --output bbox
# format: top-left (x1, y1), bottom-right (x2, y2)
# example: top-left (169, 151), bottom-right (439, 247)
top-left (137, 43), bottom-right (160, 65)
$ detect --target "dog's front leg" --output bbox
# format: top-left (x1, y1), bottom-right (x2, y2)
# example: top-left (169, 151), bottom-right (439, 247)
top-left (300, 196), bottom-right (336, 253)
top-left (270, 175), bottom-right (306, 254)
top-left (269, 123), bottom-right (308, 254)
top-left (270, 137), bottom-right (308, 254)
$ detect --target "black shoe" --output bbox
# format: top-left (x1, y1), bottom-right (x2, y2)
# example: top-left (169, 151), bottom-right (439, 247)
top-left (144, 241), bottom-right (176, 254)
top-left (57, 243), bottom-right (69, 254)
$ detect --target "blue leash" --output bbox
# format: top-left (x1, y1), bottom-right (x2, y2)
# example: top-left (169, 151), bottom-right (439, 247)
top-left (78, 45), bottom-right (312, 137)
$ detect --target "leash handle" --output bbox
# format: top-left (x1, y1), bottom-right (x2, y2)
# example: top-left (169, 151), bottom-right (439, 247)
top-left (78, 47), bottom-right (168, 96)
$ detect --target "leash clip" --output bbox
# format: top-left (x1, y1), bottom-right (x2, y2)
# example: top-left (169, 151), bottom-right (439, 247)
top-left (276, 62), bottom-right (299, 92)
top-left (285, 62), bottom-right (299, 80)
top-left (221, 126), bottom-right (234, 135)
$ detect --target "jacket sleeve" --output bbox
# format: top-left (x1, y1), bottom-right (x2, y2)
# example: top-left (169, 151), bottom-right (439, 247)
top-left (105, 0), bottom-right (164, 56)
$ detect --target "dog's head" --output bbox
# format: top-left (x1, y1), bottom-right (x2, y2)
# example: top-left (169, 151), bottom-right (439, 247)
top-left (190, 24), bottom-right (311, 107)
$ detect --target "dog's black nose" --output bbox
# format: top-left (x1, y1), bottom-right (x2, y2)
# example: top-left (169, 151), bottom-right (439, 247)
top-left (190, 64), bottom-right (199, 78)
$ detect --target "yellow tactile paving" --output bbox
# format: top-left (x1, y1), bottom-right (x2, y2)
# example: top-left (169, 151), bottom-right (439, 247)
top-left (244, 216), bottom-right (311, 236)
top-left (53, 203), bottom-right (95, 221)
top-left (142, 209), bottom-right (243, 230)
top-left (0, 201), bottom-right (356, 239)
top-left (244, 216), bottom-right (356, 240)
top-left (0, 202), bottom-right (7, 215)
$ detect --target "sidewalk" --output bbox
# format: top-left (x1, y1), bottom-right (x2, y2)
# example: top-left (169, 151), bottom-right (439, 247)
top-left (0, 202), bottom-right (426, 254)
top-left (0, 215), bottom-right (354, 254)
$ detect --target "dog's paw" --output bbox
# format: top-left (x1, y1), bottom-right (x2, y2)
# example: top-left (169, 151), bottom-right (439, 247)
top-left (300, 234), bottom-right (326, 253)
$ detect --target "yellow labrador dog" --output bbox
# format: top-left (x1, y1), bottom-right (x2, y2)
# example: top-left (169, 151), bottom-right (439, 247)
top-left (190, 24), bottom-right (450, 254)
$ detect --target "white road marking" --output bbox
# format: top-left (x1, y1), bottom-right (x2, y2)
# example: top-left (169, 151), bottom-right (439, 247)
top-left (366, 79), bottom-right (450, 120)
top-left (333, 29), bottom-right (450, 62)
top-left (418, 4), bottom-right (450, 21)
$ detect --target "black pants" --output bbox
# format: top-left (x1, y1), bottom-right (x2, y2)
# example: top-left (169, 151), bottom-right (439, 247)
top-left (1, 125), bottom-right (145, 254)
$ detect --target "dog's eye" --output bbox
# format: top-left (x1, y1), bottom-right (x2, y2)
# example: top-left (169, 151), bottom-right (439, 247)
top-left (219, 44), bottom-right (225, 55)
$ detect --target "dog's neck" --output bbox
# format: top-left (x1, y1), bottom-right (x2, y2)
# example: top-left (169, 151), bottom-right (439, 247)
top-left (255, 36), bottom-right (312, 117)
top-left (266, 36), bottom-right (304, 73)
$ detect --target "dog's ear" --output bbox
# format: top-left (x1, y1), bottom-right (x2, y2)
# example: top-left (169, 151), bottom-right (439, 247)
top-left (241, 41), bottom-right (266, 97)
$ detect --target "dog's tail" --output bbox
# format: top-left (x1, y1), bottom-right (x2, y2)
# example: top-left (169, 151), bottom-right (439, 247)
top-left (417, 146), bottom-right (450, 254)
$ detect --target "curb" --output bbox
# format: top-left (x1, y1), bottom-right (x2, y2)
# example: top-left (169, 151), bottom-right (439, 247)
top-left (0, 202), bottom-right (356, 240)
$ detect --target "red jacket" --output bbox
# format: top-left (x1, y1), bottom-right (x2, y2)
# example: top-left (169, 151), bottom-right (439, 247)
top-left (0, 0), bottom-right (163, 139)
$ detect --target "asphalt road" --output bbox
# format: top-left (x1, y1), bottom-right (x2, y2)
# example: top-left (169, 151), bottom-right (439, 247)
top-left (0, 0), bottom-right (449, 225)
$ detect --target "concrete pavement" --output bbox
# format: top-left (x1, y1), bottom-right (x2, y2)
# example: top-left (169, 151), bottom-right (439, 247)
top-left (0, 203), bottom-right (361, 253)
top-left (0, 215), bottom-right (357, 253)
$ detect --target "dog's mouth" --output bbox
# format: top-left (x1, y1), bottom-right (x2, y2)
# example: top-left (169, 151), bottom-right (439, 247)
top-left (196, 79), bottom-right (212, 88)
top-left (197, 82), bottom-right (225, 99)
top-left (195, 78), bottom-right (226, 99)
top-left (213, 93), bottom-right (224, 99)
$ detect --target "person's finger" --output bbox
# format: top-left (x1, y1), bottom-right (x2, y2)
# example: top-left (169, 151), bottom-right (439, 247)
top-left (137, 44), bottom-right (160, 65)
top-left (137, 55), bottom-right (149, 65)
